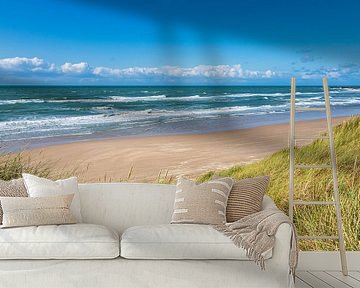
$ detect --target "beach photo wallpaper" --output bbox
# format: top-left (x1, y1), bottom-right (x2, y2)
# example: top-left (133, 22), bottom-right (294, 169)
top-left (0, 0), bottom-right (359, 250)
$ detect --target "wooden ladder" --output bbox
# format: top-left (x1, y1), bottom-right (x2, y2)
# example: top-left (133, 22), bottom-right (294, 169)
top-left (289, 77), bottom-right (348, 275)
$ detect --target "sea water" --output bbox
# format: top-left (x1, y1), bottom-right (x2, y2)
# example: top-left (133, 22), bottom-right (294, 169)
top-left (0, 86), bottom-right (360, 151)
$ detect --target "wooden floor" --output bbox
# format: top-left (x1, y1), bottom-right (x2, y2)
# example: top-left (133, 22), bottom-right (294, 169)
top-left (297, 271), bottom-right (360, 288)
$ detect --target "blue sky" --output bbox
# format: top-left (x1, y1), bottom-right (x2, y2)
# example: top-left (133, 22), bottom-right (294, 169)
top-left (0, 0), bottom-right (359, 85)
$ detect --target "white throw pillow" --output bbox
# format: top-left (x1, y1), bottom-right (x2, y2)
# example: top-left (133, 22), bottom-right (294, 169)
top-left (22, 173), bottom-right (82, 222)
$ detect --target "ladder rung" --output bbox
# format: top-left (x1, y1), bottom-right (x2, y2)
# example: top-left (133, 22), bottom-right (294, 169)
top-left (295, 136), bottom-right (329, 140)
top-left (296, 107), bottom-right (326, 111)
top-left (293, 201), bottom-right (335, 205)
top-left (294, 164), bottom-right (332, 169)
top-left (299, 236), bottom-right (339, 240)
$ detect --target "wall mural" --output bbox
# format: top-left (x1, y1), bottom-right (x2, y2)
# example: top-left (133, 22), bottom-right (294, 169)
top-left (0, 0), bottom-right (359, 251)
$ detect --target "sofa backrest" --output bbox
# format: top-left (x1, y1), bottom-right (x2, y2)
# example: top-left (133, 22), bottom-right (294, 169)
top-left (78, 183), bottom-right (176, 235)
top-left (78, 183), bottom-right (277, 235)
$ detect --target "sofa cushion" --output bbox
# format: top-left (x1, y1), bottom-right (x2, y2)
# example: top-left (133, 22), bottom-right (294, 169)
top-left (121, 224), bottom-right (272, 260)
top-left (22, 174), bottom-right (82, 222)
top-left (0, 224), bottom-right (119, 259)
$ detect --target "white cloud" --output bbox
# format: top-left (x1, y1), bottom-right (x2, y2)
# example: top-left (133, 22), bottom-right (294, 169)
top-left (0, 56), bottom-right (278, 81)
top-left (299, 66), bottom-right (359, 80)
top-left (93, 66), bottom-right (160, 77)
top-left (162, 65), bottom-right (245, 78)
top-left (61, 62), bottom-right (89, 74)
top-left (263, 70), bottom-right (276, 78)
top-left (0, 57), bottom-right (54, 72)
top-left (93, 64), bottom-right (276, 79)
top-left (326, 71), bottom-right (341, 78)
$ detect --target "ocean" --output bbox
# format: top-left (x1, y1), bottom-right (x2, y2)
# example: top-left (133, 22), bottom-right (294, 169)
top-left (0, 86), bottom-right (360, 151)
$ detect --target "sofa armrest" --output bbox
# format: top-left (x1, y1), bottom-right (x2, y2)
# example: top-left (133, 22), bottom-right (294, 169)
top-left (261, 195), bottom-right (295, 287)
top-left (261, 195), bottom-right (292, 268)
top-left (271, 222), bottom-right (292, 266)
top-left (267, 222), bottom-right (295, 287)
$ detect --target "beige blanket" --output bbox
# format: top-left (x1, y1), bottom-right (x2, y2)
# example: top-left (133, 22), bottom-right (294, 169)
top-left (214, 209), bottom-right (298, 275)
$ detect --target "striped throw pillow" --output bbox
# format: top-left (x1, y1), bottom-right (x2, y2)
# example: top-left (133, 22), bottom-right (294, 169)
top-left (171, 177), bottom-right (233, 225)
top-left (226, 176), bottom-right (270, 222)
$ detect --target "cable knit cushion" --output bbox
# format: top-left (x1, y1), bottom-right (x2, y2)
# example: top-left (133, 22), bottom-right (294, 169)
top-left (0, 178), bottom-right (28, 224)
top-left (226, 176), bottom-right (270, 222)
top-left (0, 194), bottom-right (76, 228)
top-left (171, 177), bottom-right (233, 225)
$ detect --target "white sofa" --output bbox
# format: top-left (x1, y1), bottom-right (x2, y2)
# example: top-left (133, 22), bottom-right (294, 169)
top-left (0, 183), bottom-right (294, 288)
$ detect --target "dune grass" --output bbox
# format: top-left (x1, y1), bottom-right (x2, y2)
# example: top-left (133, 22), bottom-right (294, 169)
top-left (0, 152), bottom-right (75, 181)
top-left (198, 116), bottom-right (360, 251)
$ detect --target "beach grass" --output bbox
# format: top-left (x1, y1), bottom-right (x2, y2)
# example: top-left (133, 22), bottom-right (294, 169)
top-left (0, 152), bottom-right (75, 181)
top-left (198, 115), bottom-right (360, 251)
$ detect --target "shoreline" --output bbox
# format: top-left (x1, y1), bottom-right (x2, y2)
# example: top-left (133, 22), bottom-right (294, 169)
top-left (2, 111), bottom-right (358, 153)
top-left (19, 116), bottom-right (351, 182)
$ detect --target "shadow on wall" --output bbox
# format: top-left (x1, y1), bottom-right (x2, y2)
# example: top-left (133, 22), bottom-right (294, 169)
top-left (70, 0), bottom-right (360, 60)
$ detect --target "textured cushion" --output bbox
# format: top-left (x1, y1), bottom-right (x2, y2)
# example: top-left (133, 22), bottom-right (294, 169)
top-left (121, 224), bottom-right (272, 260)
top-left (0, 178), bottom-right (28, 224)
top-left (226, 176), bottom-right (270, 222)
top-left (22, 173), bottom-right (82, 222)
top-left (171, 177), bottom-right (233, 225)
top-left (0, 223), bottom-right (119, 259)
top-left (0, 194), bottom-right (76, 228)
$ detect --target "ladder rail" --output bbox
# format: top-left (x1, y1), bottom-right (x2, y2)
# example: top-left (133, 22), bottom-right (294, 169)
top-left (289, 77), bottom-right (296, 222)
top-left (323, 77), bottom-right (348, 275)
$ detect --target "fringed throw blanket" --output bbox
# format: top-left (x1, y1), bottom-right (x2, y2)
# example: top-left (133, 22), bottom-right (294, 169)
top-left (214, 209), bottom-right (298, 275)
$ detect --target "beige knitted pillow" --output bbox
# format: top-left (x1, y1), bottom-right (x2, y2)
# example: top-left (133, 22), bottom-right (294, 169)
top-left (171, 177), bottom-right (233, 225)
top-left (0, 178), bottom-right (28, 224)
top-left (0, 194), bottom-right (76, 228)
top-left (226, 176), bottom-right (270, 222)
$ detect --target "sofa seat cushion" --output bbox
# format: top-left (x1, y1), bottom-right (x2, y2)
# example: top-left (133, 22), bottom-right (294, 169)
top-left (0, 224), bottom-right (119, 259)
top-left (121, 224), bottom-right (272, 260)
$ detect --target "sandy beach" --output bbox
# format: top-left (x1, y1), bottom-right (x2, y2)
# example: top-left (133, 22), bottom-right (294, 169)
top-left (22, 117), bottom-right (350, 182)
